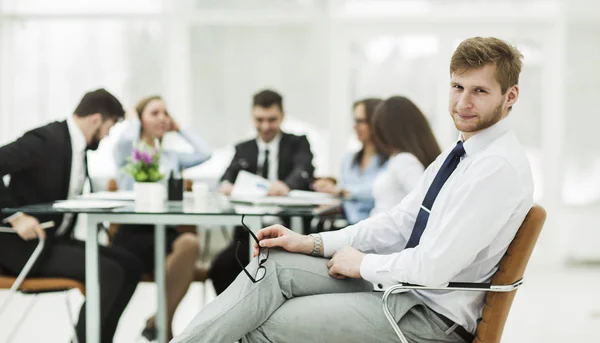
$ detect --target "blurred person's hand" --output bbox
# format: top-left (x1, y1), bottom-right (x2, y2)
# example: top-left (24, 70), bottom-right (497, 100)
top-left (218, 182), bottom-right (234, 196)
top-left (267, 180), bottom-right (290, 196)
top-left (168, 117), bottom-right (180, 132)
top-left (253, 224), bottom-right (313, 257)
top-left (9, 213), bottom-right (46, 240)
top-left (312, 178), bottom-right (339, 195)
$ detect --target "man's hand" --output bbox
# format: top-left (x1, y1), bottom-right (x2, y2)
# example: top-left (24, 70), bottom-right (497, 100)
top-left (9, 213), bottom-right (46, 240)
top-left (327, 246), bottom-right (365, 279)
top-left (267, 180), bottom-right (290, 196)
top-left (254, 224), bottom-right (313, 257)
top-left (218, 182), bottom-right (234, 196)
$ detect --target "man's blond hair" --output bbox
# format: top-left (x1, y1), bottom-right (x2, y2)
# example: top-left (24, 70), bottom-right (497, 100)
top-left (450, 37), bottom-right (524, 94)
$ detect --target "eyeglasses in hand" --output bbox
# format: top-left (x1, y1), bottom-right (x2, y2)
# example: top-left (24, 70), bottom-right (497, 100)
top-left (235, 214), bottom-right (269, 283)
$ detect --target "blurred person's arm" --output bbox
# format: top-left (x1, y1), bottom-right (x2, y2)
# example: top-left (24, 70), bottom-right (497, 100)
top-left (0, 129), bottom-right (48, 235)
top-left (0, 178), bottom-right (15, 221)
top-left (282, 135), bottom-right (314, 190)
top-left (173, 128), bottom-right (212, 169)
top-left (113, 126), bottom-right (136, 191)
top-left (0, 130), bottom-right (47, 177)
top-left (219, 144), bottom-right (245, 191)
top-left (218, 181), bottom-right (234, 196)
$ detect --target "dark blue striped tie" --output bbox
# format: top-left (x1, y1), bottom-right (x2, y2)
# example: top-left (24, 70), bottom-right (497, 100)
top-left (405, 141), bottom-right (466, 249)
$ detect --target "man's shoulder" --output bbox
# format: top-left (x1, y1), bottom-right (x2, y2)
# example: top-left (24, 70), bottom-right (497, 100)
top-left (234, 138), bottom-right (257, 150)
top-left (281, 132), bottom-right (309, 146)
top-left (484, 131), bottom-right (527, 162)
top-left (22, 121), bottom-right (67, 142)
top-left (476, 132), bottom-right (533, 185)
top-left (282, 132), bottom-right (307, 140)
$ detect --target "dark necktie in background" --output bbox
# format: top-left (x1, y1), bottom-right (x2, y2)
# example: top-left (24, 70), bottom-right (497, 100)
top-left (405, 141), bottom-right (466, 249)
top-left (84, 150), bottom-right (93, 193)
top-left (261, 149), bottom-right (270, 179)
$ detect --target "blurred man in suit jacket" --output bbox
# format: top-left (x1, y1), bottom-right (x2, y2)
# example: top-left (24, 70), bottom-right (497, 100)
top-left (210, 89), bottom-right (315, 294)
top-left (0, 89), bottom-right (142, 343)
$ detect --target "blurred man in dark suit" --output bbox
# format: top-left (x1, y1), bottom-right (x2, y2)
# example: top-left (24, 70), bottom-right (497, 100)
top-left (0, 89), bottom-right (142, 343)
top-left (210, 89), bottom-right (315, 294)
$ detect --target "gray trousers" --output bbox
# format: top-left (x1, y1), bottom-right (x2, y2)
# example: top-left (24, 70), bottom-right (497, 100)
top-left (171, 249), bottom-right (467, 343)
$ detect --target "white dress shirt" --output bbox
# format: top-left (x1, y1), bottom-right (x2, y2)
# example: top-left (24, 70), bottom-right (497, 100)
top-left (370, 152), bottom-right (424, 216)
top-left (256, 133), bottom-right (282, 181)
top-left (320, 117), bottom-right (534, 333)
top-left (55, 116), bottom-right (88, 236)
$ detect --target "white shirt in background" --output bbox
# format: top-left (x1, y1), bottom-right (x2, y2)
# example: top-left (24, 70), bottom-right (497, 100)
top-left (370, 152), bottom-right (424, 216)
top-left (56, 116), bottom-right (87, 236)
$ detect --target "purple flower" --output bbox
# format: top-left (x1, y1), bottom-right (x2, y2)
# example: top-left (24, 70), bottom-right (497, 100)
top-left (133, 149), bottom-right (142, 162)
top-left (141, 152), bottom-right (153, 164)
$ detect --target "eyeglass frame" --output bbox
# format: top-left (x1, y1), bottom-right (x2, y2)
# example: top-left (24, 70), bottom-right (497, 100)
top-left (235, 214), bottom-right (270, 283)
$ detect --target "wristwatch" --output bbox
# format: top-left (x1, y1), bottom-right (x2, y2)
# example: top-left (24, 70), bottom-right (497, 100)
top-left (309, 233), bottom-right (322, 256)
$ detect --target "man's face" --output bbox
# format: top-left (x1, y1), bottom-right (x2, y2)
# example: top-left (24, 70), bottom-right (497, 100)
top-left (449, 64), bottom-right (518, 140)
top-left (252, 105), bottom-right (283, 143)
top-left (87, 117), bottom-right (117, 151)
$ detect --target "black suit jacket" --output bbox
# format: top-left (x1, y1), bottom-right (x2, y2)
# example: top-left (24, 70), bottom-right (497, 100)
top-left (221, 132), bottom-right (315, 190)
top-left (0, 121), bottom-right (79, 273)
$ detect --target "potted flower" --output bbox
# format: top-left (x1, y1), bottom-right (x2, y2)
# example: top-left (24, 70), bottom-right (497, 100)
top-left (125, 144), bottom-right (166, 209)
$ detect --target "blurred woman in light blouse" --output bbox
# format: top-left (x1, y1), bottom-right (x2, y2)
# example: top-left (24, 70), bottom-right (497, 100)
top-left (112, 95), bottom-right (211, 340)
top-left (369, 96), bottom-right (441, 215)
top-left (313, 98), bottom-right (387, 224)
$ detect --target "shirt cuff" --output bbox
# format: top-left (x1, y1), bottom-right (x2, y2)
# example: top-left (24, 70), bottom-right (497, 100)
top-left (360, 254), bottom-right (397, 291)
top-left (320, 230), bottom-right (349, 257)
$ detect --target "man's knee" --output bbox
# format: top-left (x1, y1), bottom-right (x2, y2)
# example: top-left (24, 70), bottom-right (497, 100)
top-left (264, 248), bottom-right (297, 265)
top-left (265, 249), bottom-right (321, 272)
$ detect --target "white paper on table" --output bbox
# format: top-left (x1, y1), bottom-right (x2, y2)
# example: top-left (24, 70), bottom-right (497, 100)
top-left (230, 195), bottom-right (340, 207)
top-left (79, 191), bottom-right (135, 201)
top-left (288, 190), bottom-right (335, 199)
top-left (231, 170), bottom-right (270, 197)
top-left (52, 200), bottom-right (130, 209)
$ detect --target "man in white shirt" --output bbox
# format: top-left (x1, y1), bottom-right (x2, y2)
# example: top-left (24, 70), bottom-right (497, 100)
top-left (172, 37), bottom-right (533, 343)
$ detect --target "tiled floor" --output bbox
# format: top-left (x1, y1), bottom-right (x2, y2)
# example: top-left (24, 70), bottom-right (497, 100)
top-left (1, 262), bottom-right (599, 342)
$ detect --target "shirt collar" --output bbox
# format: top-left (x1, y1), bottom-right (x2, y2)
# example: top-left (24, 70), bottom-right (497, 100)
top-left (66, 115), bottom-right (88, 153)
top-left (257, 132), bottom-right (282, 151)
top-left (459, 116), bottom-right (512, 156)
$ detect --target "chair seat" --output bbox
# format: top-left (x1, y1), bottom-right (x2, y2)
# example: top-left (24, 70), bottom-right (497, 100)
top-left (0, 276), bottom-right (86, 295)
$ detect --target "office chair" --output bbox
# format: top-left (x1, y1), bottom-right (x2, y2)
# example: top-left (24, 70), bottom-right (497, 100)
top-left (382, 205), bottom-right (546, 343)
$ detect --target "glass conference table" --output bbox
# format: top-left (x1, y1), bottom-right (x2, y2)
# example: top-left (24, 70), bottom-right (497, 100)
top-left (3, 194), bottom-right (335, 343)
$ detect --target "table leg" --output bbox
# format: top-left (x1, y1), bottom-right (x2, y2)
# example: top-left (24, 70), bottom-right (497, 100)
top-left (85, 220), bottom-right (101, 343)
top-left (155, 224), bottom-right (167, 343)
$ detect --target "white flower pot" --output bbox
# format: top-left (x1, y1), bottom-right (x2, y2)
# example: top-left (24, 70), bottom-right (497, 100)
top-left (134, 182), bottom-right (166, 211)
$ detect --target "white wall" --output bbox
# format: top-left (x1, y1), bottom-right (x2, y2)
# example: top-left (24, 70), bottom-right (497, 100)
top-left (0, 0), bottom-right (599, 262)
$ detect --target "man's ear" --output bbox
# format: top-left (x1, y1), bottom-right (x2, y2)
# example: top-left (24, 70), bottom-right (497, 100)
top-left (88, 113), bottom-right (103, 126)
top-left (506, 85), bottom-right (519, 109)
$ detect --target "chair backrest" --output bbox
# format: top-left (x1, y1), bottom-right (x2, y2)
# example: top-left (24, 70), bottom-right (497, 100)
top-left (473, 205), bottom-right (546, 343)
